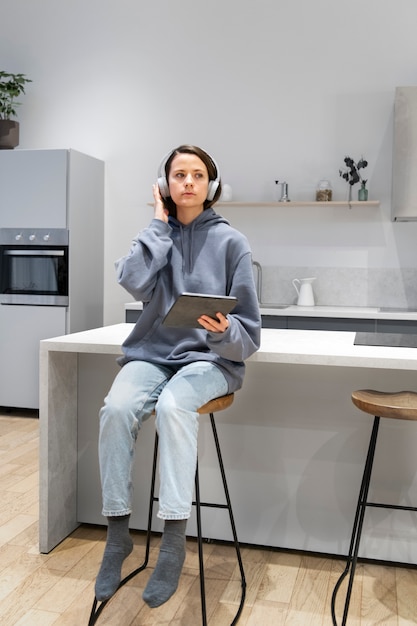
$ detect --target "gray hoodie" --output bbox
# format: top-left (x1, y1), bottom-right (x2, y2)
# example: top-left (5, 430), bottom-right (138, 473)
top-left (116, 208), bottom-right (261, 392)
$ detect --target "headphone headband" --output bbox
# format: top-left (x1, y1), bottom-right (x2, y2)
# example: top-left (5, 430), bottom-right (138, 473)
top-left (157, 148), bottom-right (220, 201)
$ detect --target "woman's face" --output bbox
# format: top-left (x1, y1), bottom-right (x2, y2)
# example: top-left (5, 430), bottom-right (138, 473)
top-left (168, 153), bottom-right (209, 221)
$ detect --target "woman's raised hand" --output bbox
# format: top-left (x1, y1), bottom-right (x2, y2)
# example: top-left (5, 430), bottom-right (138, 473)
top-left (153, 183), bottom-right (169, 223)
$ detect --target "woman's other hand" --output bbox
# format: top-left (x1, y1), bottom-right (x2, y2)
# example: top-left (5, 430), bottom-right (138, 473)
top-left (153, 183), bottom-right (169, 223)
top-left (198, 312), bottom-right (229, 333)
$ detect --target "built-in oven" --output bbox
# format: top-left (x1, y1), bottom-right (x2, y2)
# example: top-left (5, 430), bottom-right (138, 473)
top-left (0, 228), bottom-right (69, 306)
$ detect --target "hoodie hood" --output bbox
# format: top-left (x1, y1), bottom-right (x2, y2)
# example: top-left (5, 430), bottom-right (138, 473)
top-left (168, 208), bottom-right (230, 274)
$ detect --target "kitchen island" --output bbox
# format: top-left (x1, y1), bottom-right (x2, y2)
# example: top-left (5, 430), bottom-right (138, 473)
top-left (40, 324), bottom-right (417, 566)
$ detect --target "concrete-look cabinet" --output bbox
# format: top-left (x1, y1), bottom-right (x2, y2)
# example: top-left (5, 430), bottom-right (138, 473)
top-left (126, 306), bottom-right (417, 334)
top-left (262, 316), bottom-right (375, 332)
top-left (262, 316), bottom-right (417, 333)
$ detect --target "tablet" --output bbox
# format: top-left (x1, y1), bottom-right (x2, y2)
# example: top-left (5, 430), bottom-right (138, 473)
top-left (163, 292), bottom-right (238, 328)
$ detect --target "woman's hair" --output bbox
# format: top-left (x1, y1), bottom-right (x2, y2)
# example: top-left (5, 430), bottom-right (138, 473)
top-left (162, 144), bottom-right (222, 217)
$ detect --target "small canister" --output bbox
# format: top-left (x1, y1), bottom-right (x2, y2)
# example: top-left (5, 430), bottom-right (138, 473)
top-left (220, 184), bottom-right (233, 201)
top-left (316, 179), bottom-right (333, 202)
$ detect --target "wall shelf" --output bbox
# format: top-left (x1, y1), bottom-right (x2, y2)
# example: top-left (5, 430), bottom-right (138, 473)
top-left (215, 201), bottom-right (380, 207)
top-left (147, 201), bottom-right (380, 208)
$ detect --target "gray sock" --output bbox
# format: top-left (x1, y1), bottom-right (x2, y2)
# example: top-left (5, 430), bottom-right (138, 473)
top-left (142, 519), bottom-right (187, 608)
top-left (95, 515), bottom-right (133, 601)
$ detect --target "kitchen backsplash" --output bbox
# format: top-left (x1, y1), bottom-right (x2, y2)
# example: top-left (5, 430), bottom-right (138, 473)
top-left (260, 267), bottom-right (417, 309)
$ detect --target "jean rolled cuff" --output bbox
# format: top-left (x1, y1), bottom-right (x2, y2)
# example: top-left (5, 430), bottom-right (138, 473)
top-left (102, 507), bottom-right (131, 517)
top-left (157, 511), bottom-right (190, 521)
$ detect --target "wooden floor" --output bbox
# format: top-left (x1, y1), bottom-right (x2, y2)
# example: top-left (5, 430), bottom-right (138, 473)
top-left (1, 411), bottom-right (417, 625)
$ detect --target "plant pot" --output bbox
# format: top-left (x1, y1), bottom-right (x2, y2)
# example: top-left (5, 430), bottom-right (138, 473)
top-left (0, 120), bottom-right (20, 149)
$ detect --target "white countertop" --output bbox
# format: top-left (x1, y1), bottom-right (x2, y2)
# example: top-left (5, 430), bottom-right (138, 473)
top-left (40, 324), bottom-right (417, 370)
top-left (124, 301), bottom-right (417, 320)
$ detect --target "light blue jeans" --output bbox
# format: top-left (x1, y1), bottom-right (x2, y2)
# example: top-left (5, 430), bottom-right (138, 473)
top-left (98, 360), bottom-right (228, 520)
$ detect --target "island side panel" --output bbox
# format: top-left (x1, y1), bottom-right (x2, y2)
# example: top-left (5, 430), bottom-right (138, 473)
top-left (75, 354), bottom-right (417, 563)
top-left (39, 348), bottom-right (79, 553)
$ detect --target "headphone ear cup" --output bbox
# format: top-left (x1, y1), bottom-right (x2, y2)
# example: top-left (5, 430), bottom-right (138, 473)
top-left (207, 179), bottom-right (219, 202)
top-left (157, 176), bottom-right (170, 198)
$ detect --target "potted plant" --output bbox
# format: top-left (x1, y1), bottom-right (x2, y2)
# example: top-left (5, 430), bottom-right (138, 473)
top-left (339, 156), bottom-right (368, 201)
top-left (0, 71), bottom-right (32, 149)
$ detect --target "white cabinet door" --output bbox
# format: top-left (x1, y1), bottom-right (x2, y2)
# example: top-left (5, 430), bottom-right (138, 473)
top-left (0, 305), bottom-right (66, 408)
top-left (0, 150), bottom-right (68, 228)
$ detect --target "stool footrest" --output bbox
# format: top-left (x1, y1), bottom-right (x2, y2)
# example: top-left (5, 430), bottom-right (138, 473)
top-left (366, 502), bottom-right (417, 512)
top-left (193, 501), bottom-right (229, 509)
top-left (152, 496), bottom-right (229, 510)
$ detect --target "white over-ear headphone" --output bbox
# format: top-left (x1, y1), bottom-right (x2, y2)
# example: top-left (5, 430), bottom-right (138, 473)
top-left (157, 148), bottom-right (220, 201)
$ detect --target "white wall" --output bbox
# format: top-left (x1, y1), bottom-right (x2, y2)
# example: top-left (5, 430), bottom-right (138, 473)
top-left (1, 0), bottom-right (417, 322)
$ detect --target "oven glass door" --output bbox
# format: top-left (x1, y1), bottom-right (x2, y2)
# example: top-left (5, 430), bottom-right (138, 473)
top-left (0, 246), bottom-right (69, 305)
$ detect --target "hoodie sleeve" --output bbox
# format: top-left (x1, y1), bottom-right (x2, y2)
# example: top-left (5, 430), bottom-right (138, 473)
top-left (206, 250), bottom-right (261, 362)
top-left (115, 219), bottom-right (173, 301)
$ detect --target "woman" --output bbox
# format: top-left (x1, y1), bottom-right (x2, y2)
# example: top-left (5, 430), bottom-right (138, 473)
top-left (95, 145), bottom-right (261, 608)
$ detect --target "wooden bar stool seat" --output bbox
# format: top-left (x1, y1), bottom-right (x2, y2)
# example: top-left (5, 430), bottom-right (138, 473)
top-left (331, 389), bottom-right (417, 626)
top-left (89, 393), bottom-right (246, 625)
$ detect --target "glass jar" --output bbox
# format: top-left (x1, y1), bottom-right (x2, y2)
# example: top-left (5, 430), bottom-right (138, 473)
top-left (316, 179), bottom-right (333, 202)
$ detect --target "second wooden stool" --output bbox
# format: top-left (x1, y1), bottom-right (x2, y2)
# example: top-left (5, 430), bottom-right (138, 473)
top-left (331, 389), bottom-right (417, 626)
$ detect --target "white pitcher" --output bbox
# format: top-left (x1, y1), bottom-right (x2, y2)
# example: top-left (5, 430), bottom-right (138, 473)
top-left (292, 277), bottom-right (316, 306)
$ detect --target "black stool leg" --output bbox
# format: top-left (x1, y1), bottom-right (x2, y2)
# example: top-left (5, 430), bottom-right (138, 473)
top-left (195, 459), bottom-right (208, 626)
top-left (209, 412), bottom-right (246, 625)
top-left (331, 415), bottom-right (380, 626)
top-left (88, 432), bottom-right (160, 626)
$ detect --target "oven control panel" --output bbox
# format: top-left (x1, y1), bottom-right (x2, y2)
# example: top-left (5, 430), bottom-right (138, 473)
top-left (0, 228), bottom-right (69, 245)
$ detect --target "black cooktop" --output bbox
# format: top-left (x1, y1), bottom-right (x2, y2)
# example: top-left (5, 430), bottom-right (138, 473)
top-left (354, 332), bottom-right (417, 348)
